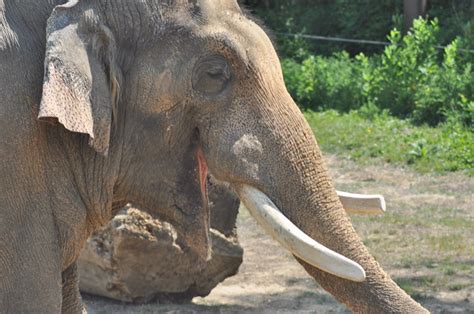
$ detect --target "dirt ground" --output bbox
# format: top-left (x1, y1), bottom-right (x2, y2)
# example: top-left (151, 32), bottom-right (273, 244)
top-left (84, 154), bottom-right (473, 313)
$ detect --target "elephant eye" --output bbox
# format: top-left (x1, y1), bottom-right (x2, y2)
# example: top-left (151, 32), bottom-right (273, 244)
top-left (192, 55), bottom-right (231, 95)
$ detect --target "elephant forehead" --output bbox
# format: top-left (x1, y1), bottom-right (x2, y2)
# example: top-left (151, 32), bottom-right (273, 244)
top-left (200, 11), bottom-right (282, 75)
top-left (224, 13), bottom-right (282, 80)
top-left (197, 0), bottom-right (241, 15)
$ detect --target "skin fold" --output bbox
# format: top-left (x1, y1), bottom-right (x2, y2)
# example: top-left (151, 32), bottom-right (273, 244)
top-left (0, 0), bottom-right (427, 313)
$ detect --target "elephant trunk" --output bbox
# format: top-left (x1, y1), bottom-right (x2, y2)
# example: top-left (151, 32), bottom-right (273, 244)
top-left (235, 96), bottom-right (427, 313)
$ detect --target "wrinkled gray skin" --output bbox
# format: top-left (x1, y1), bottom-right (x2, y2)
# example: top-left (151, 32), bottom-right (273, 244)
top-left (0, 1), bottom-right (427, 313)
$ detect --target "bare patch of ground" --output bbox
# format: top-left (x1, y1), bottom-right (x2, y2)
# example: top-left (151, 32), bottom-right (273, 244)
top-left (84, 154), bottom-right (473, 313)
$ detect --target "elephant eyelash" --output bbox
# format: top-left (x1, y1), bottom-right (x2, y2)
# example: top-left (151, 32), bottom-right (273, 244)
top-left (192, 55), bottom-right (232, 95)
top-left (206, 71), bottom-right (230, 82)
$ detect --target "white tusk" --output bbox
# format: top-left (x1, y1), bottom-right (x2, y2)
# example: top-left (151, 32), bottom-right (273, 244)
top-left (56, 0), bottom-right (79, 10)
top-left (337, 191), bottom-right (386, 215)
top-left (235, 184), bottom-right (366, 282)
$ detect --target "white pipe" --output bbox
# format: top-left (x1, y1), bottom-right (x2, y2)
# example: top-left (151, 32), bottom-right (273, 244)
top-left (236, 185), bottom-right (366, 282)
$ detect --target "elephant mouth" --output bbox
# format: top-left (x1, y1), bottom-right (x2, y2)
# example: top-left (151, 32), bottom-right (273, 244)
top-left (172, 144), bottom-right (211, 263)
top-left (196, 146), bottom-right (209, 207)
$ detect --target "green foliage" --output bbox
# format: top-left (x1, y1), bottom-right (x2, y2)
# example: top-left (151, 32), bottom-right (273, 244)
top-left (369, 19), bottom-right (440, 119)
top-left (246, 0), bottom-right (474, 60)
top-left (414, 39), bottom-right (474, 128)
top-left (282, 52), bottom-right (365, 111)
top-left (283, 18), bottom-right (474, 129)
top-left (248, 0), bottom-right (403, 57)
top-left (427, 0), bottom-right (474, 60)
top-left (370, 19), bottom-right (474, 127)
top-left (305, 110), bottom-right (474, 174)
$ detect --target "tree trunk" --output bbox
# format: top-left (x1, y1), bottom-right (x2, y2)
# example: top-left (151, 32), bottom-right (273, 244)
top-left (404, 0), bottom-right (428, 33)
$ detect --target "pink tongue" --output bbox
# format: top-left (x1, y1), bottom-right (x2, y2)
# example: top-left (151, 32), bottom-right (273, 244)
top-left (196, 147), bottom-right (208, 202)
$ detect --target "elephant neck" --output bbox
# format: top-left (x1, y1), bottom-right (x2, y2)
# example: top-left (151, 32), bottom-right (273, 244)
top-left (46, 125), bottom-right (122, 233)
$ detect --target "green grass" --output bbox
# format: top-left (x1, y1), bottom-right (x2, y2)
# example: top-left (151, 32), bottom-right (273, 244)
top-left (394, 277), bottom-right (432, 300)
top-left (352, 207), bottom-right (473, 299)
top-left (349, 200), bottom-right (473, 299)
top-left (304, 110), bottom-right (474, 175)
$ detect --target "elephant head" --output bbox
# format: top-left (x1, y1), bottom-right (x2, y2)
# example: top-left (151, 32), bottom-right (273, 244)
top-left (38, 0), bottom-right (427, 312)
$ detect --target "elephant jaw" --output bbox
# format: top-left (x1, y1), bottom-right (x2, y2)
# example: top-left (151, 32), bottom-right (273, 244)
top-left (152, 145), bottom-right (212, 264)
top-left (235, 184), bottom-right (366, 282)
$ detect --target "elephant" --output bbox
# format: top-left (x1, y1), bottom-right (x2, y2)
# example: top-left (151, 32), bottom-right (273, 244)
top-left (0, 0), bottom-right (428, 313)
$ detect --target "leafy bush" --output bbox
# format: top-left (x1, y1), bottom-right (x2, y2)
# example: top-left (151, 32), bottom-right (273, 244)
top-left (282, 52), bottom-right (365, 111)
top-left (414, 39), bottom-right (474, 128)
top-left (282, 18), bottom-right (474, 129)
top-left (368, 19), bottom-right (440, 119)
top-left (427, 1), bottom-right (474, 61)
top-left (245, 0), bottom-right (474, 60)
top-left (247, 0), bottom-right (404, 57)
top-left (370, 19), bottom-right (474, 127)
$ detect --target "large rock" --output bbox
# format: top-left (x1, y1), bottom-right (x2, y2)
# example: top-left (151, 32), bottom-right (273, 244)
top-left (78, 179), bottom-right (243, 303)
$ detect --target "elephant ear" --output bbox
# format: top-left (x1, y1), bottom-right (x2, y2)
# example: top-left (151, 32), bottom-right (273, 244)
top-left (39, 2), bottom-right (120, 155)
